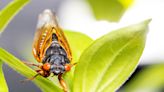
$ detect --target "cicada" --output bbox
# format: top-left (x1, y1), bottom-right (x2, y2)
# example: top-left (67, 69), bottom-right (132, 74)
top-left (25, 9), bottom-right (75, 92)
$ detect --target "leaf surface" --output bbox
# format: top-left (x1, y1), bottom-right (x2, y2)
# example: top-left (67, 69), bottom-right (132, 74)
top-left (0, 0), bottom-right (29, 32)
top-left (87, 0), bottom-right (133, 22)
top-left (123, 64), bottom-right (164, 92)
top-left (0, 61), bottom-right (8, 92)
top-left (73, 19), bottom-right (150, 92)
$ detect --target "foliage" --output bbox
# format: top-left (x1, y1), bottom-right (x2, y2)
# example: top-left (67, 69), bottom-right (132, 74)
top-left (0, 0), bottom-right (29, 91)
top-left (0, 19), bottom-right (150, 92)
top-left (73, 19), bottom-right (150, 92)
top-left (0, 0), bottom-right (30, 32)
top-left (0, 61), bottom-right (8, 92)
top-left (122, 64), bottom-right (164, 92)
top-left (0, 0), bottom-right (158, 92)
top-left (87, 0), bottom-right (133, 22)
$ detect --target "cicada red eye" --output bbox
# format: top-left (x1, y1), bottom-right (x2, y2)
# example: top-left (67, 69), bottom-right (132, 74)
top-left (64, 64), bottom-right (71, 71)
top-left (42, 63), bottom-right (51, 71)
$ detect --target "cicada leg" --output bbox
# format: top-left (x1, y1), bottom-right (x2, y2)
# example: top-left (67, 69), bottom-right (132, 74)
top-left (21, 70), bottom-right (40, 83)
top-left (22, 62), bottom-right (50, 82)
top-left (58, 63), bottom-right (77, 91)
top-left (21, 69), bottom-right (50, 82)
top-left (58, 73), bottom-right (68, 92)
top-left (23, 61), bottom-right (42, 68)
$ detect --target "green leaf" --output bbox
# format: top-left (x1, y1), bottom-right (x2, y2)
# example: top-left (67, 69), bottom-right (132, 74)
top-left (87, 0), bottom-right (133, 22)
top-left (65, 30), bottom-right (93, 63)
top-left (0, 0), bottom-right (30, 32)
top-left (0, 48), bottom-right (62, 92)
top-left (73, 19), bottom-right (151, 92)
top-left (62, 31), bottom-right (93, 91)
top-left (118, 0), bottom-right (133, 9)
top-left (123, 64), bottom-right (164, 92)
top-left (0, 61), bottom-right (8, 92)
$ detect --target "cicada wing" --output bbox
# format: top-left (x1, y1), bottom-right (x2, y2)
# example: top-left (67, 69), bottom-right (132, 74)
top-left (32, 24), bottom-right (53, 62)
top-left (44, 9), bottom-right (72, 61)
top-left (54, 27), bottom-right (72, 61)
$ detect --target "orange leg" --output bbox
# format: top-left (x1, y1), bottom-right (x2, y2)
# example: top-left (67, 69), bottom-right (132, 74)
top-left (58, 74), bottom-right (68, 92)
top-left (23, 61), bottom-right (41, 68)
top-left (21, 69), bottom-right (50, 82)
top-left (72, 63), bottom-right (77, 66)
top-left (21, 71), bottom-right (40, 83)
top-left (21, 62), bottom-right (50, 82)
top-left (21, 62), bottom-right (42, 83)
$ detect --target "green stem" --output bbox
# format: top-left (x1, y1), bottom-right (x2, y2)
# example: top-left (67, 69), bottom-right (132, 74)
top-left (0, 60), bottom-right (8, 92)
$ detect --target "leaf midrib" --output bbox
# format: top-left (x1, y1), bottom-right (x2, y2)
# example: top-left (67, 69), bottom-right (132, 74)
top-left (98, 48), bottom-right (141, 92)
top-left (87, 32), bottom-right (142, 92)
